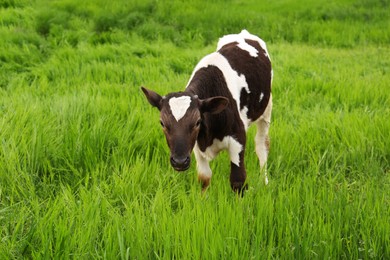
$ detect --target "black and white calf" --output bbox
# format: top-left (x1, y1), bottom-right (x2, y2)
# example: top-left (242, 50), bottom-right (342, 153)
top-left (142, 30), bottom-right (272, 193)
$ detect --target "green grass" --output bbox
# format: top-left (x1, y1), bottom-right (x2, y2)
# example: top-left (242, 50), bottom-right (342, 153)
top-left (1, 0), bottom-right (389, 258)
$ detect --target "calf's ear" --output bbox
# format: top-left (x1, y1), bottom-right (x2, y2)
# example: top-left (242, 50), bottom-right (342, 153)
top-left (200, 96), bottom-right (229, 114)
top-left (141, 87), bottom-right (163, 110)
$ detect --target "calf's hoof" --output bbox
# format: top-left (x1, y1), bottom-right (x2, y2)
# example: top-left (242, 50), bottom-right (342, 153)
top-left (231, 182), bottom-right (248, 196)
top-left (198, 176), bottom-right (210, 192)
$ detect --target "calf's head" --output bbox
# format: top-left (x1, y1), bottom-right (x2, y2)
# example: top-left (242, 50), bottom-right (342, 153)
top-left (141, 87), bottom-right (228, 171)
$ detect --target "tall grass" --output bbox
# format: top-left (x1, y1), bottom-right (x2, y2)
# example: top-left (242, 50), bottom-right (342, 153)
top-left (1, 0), bottom-right (389, 258)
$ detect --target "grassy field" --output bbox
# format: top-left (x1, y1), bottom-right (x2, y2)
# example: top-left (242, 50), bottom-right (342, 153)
top-left (1, 0), bottom-right (389, 258)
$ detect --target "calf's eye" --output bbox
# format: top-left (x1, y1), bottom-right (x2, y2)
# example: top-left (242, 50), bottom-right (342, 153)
top-left (195, 119), bottom-right (201, 128)
top-left (160, 120), bottom-right (165, 128)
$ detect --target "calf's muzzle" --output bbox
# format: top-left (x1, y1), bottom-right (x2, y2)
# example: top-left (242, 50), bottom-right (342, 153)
top-left (170, 155), bottom-right (191, 171)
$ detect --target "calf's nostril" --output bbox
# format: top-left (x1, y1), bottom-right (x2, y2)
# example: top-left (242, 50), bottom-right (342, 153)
top-left (170, 156), bottom-right (177, 166)
top-left (184, 156), bottom-right (190, 165)
top-left (170, 156), bottom-right (190, 169)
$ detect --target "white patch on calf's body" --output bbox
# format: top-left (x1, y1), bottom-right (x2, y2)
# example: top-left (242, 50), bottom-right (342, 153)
top-left (240, 106), bottom-right (251, 126)
top-left (237, 41), bottom-right (258, 57)
top-left (259, 92), bottom-right (264, 103)
top-left (168, 96), bottom-right (191, 121)
top-left (217, 30), bottom-right (270, 59)
top-left (239, 30), bottom-right (271, 59)
top-left (186, 53), bottom-right (251, 130)
top-left (195, 136), bottom-right (243, 167)
top-left (217, 35), bottom-right (258, 57)
top-left (227, 137), bottom-right (243, 166)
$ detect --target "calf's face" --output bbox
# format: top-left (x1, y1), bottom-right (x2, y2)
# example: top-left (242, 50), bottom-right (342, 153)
top-left (141, 87), bottom-right (228, 171)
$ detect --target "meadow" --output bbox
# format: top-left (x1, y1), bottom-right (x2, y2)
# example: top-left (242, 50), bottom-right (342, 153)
top-left (0, 0), bottom-right (389, 258)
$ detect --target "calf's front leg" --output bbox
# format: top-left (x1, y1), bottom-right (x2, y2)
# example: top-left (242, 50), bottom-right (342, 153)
top-left (193, 147), bottom-right (212, 191)
top-left (228, 136), bottom-right (248, 194)
top-left (230, 159), bottom-right (247, 193)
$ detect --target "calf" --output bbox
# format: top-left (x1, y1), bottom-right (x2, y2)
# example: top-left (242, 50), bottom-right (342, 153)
top-left (142, 30), bottom-right (272, 193)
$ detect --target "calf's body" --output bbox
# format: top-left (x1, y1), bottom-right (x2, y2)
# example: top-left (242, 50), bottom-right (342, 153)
top-left (142, 30), bottom-right (272, 193)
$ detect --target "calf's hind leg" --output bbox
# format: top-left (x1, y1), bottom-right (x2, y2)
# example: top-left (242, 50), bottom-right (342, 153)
top-left (255, 94), bottom-right (272, 185)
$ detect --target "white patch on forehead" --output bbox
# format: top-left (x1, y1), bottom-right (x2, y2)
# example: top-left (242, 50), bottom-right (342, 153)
top-left (168, 96), bottom-right (191, 121)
